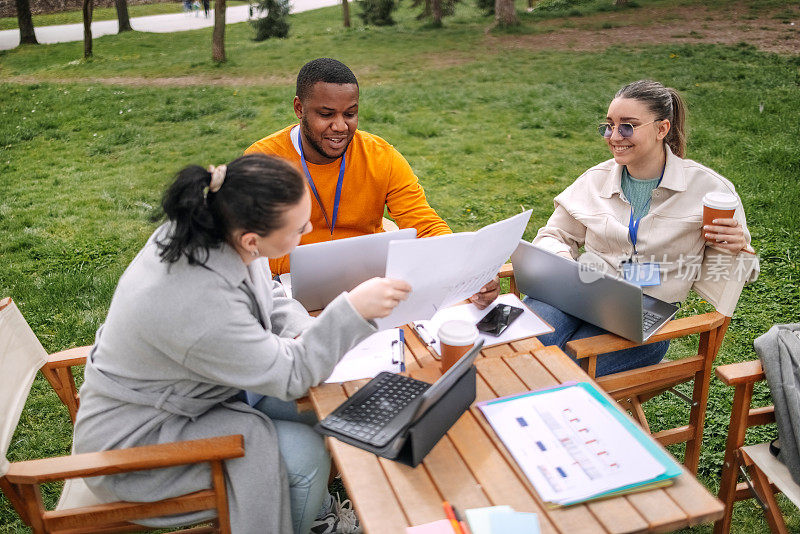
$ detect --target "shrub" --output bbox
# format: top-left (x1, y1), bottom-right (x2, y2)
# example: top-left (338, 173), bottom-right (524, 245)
top-left (476, 0), bottom-right (493, 16)
top-left (251, 0), bottom-right (291, 41)
top-left (359, 0), bottom-right (397, 26)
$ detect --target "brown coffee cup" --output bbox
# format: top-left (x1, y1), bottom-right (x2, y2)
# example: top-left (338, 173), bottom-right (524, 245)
top-left (702, 192), bottom-right (738, 228)
top-left (437, 320), bottom-right (479, 373)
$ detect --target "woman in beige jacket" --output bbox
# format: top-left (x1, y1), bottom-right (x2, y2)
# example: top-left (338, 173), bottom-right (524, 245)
top-left (528, 80), bottom-right (754, 376)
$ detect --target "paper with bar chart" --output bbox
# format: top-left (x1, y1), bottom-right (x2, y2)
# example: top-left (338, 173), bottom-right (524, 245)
top-left (478, 383), bottom-right (677, 506)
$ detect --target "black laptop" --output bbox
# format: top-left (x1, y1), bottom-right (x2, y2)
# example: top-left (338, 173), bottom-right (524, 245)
top-left (317, 341), bottom-right (484, 464)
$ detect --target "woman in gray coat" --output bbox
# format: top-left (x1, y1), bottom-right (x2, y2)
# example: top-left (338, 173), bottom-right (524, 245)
top-left (73, 154), bottom-right (411, 533)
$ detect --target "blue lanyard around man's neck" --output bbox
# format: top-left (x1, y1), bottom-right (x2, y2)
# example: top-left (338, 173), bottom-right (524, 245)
top-left (627, 165), bottom-right (665, 258)
top-left (297, 134), bottom-right (346, 236)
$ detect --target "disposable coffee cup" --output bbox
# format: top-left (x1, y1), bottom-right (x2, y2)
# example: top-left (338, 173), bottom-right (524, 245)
top-left (438, 320), bottom-right (479, 373)
top-left (702, 192), bottom-right (738, 228)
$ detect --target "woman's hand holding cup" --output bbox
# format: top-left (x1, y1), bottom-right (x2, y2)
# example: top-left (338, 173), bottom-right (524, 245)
top-left (347, 277), bottom-right (412, 320)
top-left (704, 218), bottom-right (746, 254)
top-left (702, 192), bottom-right (745, 254)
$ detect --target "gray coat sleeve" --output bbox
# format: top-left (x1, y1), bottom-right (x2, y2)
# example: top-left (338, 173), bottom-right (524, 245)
top-left (182, 292), bottom-right (376, 401)
top-left (268, 279), bottom-right (315, 338)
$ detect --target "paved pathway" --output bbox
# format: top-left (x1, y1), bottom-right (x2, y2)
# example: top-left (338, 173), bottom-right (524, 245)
top-left (0, 0), bottom-right (339, 50)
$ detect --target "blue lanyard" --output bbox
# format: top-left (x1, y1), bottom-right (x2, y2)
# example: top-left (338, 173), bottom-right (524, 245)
top-left (627, 166), bottom-right (665, 258)
top-left (297, 136), bottom-right (346, 236)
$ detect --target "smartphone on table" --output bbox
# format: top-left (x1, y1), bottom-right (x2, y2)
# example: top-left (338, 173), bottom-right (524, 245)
top-left (475, 303), bottom-right (524, 336)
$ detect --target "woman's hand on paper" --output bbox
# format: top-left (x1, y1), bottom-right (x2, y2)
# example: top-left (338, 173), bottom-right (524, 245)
top-left (348, 278), bottom-right (412, 320)
top-left (469, 276), bottom-right (500, 310)
top-left (704, 218), bottom-right (746, 254)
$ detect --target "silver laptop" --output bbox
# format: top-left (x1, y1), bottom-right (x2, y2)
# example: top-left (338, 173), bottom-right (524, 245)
top-left (289, 229), bottom-right (417, 311)
top-left (510, 241), bottom-right (678, 343)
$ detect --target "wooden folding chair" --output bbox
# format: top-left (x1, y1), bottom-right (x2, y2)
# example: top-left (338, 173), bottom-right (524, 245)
top-left (0, 297), bottom-right (244, 534)
top-left (713, 360), bottom-right (799, 533)
top-left (500, 248), bottom-right (758, 474)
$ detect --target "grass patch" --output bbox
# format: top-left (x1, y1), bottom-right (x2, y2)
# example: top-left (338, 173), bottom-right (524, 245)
top-left (1, 1), bottom-right (799, 532)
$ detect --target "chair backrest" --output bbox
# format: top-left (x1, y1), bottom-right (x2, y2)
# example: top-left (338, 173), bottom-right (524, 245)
top-left (0, 298), bottom-right (49, 477)
top-left (692, 248), bottom-right (759, 317)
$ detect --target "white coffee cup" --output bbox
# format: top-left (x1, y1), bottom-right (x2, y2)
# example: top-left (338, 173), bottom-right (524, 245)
top-left (438, 320), bottom-right (479, 373)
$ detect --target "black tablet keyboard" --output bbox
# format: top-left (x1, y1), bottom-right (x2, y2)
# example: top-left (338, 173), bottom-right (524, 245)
top-left (321, 372), bottom-right (430, 447)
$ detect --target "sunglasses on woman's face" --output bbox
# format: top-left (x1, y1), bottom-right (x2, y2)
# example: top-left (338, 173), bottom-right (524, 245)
top-left (598, 119), bottom-right (657, 138)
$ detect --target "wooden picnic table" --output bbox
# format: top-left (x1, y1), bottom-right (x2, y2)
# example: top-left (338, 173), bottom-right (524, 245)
top-left (308, 329), bottom-right (724, 534)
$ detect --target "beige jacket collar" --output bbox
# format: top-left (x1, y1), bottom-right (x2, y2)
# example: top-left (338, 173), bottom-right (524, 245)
top-left (599, 145), bottom-right (688, 199)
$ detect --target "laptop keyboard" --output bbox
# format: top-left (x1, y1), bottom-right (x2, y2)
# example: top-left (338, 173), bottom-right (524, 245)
top-left (323, 373), bottom-right (429, 446)
top-left (643, 311), bottom-right (663, 331)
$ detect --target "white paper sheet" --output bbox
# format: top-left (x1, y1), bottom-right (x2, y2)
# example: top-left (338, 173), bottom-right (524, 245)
top-left (324, 329), bottom-right (405, 383)
top-left (376, 211), bottom-right (532, 329)
top-left (479, 385), bottom-right (665, 505)
top-left (412, 294), bottom-right (553, 354)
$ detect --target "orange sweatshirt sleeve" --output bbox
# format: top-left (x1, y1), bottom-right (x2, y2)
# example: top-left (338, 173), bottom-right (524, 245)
top-left (385, 147), bottom-right (451, 238)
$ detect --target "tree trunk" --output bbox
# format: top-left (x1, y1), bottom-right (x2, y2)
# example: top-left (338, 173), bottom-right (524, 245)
top-left (212, 0), bottom-right (226, 62)
top-left (431, 0), bottom-right (441, 26)
top-left (494, 0), bottom-right (517, 27)
top-left (114, 0), bottom-right (132, 32)
top-left (14, 0), bottom-right (38, 45)
top-left (341, 0), bottom-right (350, 28)
top-left (83, 0), bottom-right (93, 57)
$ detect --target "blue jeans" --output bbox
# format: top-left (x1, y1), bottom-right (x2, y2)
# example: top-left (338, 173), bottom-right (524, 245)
top-left (523, 297), bottom-right (669, 377)
top-left (252, 396), bottom-right (330, 534)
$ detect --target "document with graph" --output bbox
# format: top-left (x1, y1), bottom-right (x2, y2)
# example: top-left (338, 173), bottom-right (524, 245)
top-left (478, 382), bottom-right (681, 506)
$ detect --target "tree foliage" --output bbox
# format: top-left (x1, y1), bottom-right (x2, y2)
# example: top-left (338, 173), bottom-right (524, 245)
top-left (251, 0), bottom-right (290, 40)
top-left (359, 0), bottom-right (397, 26)
top-left (476, 0), bottom-right (493, 16)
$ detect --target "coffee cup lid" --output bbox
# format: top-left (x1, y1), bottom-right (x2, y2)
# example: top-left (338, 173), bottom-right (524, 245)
top-left (438, 320), bottom-right (479, 346)
top-left (702, 192), bottom-right (738, 210)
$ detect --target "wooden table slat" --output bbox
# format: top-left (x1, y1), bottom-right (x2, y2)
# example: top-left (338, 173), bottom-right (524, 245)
top-left (503, 352), bottom-right (561, 391)
top-left (474, 357), bottom-right (528, 398)
top-left (481, 344), bottom-right (516, 359)
top-left (586, 498), bottom-right (650, 534)
top-left (624, 489), bottom-right (690, 533)
top-left (312, 383), bottom-right (410, 534)
top-left (377, 458), bottom-right (444, 527)
top-left (663, 469), bottom-right (725, 526)
top-left (510, 336), bottom-right (546, 353)
top-left (420, 434), bottom-right (492, 511)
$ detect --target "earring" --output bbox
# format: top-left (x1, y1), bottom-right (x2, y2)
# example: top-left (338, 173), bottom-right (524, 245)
top-left (251, 250), bottom-right (258, 257)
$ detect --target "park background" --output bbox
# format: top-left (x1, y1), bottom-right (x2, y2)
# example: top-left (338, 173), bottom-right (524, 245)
top-left (1, 0), bottom-right (799, 531)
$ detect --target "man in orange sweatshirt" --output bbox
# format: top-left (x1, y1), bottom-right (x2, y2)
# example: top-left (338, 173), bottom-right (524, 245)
top-left (246, 58), bottom-right (498, 306)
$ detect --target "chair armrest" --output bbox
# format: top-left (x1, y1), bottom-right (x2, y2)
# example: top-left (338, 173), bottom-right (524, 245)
top-left (47, 345), bottom-right (90, 368)
top-left (715, 360), bottom-right (765, 386)
top-left (498, 263), bottom-right (514, 279)
top-left (4, 435), bottom-right (244, 485)
top-left (566, 311), bottom-right (726, 359)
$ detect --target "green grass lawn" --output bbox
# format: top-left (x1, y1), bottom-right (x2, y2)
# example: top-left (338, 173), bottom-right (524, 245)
top-left (1, 0), bottom-right (799, 531)
top-left (0, 1), bottom-right (249, 31)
